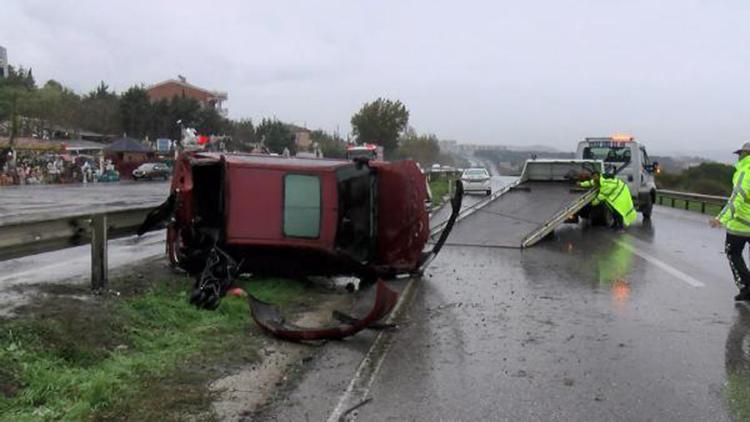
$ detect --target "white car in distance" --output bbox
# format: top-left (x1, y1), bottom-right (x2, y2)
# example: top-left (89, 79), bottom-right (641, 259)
top-left (461, 167), bottom-right (492, 196)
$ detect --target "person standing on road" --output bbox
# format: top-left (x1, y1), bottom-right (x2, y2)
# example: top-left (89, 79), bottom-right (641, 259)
top-left (579, 171), bottom-right (637, 229)
top-left (711, 142), bottom-right (750, 301)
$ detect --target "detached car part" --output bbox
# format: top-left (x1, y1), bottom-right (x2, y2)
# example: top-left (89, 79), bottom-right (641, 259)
top-left (250, 280), bottom-right (399, 341)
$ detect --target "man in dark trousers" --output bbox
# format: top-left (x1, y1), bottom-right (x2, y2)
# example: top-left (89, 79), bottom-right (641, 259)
top-left (711, 142), bottom-right (750, 301)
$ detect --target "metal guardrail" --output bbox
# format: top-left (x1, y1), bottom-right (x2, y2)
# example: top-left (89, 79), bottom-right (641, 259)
top-left (0, 206), bottom-right (156, 291)
top-left (657, 189), bottom-right (728, 214)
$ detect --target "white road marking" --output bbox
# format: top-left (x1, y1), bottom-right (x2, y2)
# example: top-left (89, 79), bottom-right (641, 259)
top-left (326, 279), bottom-right (418, 422)
top-left (614, 238), bottom-right (705, 287)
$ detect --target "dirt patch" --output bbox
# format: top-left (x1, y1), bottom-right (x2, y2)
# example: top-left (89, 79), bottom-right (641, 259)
top-left (210, 294), bottom-right (352, 420)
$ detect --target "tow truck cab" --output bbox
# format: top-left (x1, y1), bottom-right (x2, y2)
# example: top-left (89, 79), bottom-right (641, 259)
top-left (168, 153), bottom-right (429, 278)
top-left (576, 135), bottom-right (659, 218)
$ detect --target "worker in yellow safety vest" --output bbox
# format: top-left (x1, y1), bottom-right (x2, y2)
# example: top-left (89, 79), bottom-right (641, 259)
top-left (578, 171), bottom-right (637, 229)
top-left (710, 142), bottom-right (750, 301)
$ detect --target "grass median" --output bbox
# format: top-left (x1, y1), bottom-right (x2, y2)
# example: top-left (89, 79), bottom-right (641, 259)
top-left (0, 266), bottom-right (312, 421)
top-left (429, 178), bottom-right (453, 208)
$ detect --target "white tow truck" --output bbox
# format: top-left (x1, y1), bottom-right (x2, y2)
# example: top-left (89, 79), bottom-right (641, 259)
top-left (576, 134), bottom-right (659, 219)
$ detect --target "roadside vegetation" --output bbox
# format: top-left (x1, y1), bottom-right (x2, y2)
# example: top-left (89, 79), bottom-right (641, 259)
top-left (428, 173), bottom-right (461, 208)
top-left (0, 268), bottom-right (313, 420)
top-left (726, 374), bottom-right (750, 421)
top-left (656, 162), bottom-right (733, 197)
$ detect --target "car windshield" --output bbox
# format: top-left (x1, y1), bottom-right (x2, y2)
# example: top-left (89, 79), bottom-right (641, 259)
top-left (582, 146), bottom-right (631, 163)
top-left (464, 169), bottom-right (488, 177)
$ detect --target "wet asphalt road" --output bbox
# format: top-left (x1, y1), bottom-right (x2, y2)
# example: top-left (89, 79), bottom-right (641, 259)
top-left (261, 206), bottom-right (745, 421)
top-left (0, 181), bottom-right (170, 313)
top-left (0, 180), bottom-right (169, 224)
top-left (430, 176), bottom-right (516, 229)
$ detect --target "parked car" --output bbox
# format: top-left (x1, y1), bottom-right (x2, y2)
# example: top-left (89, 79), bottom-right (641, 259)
top-left (132, 163), bottom-right (171, 180)
top-left (461, 167), bottom-right (492, 195)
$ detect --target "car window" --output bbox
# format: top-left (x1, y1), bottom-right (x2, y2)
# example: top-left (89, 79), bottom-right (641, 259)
top-left (284, 174), bottom-right (321, 238)
top-left (640, 147), bottom-right (651, 167)
top-left (464, 169), bottom-right (488, 177)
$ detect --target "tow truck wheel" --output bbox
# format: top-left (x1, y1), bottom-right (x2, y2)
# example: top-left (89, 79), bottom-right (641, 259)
top-left (641, 197), bottom-right (653, 220)
top-left (590, 205), bottom-right (614, 227)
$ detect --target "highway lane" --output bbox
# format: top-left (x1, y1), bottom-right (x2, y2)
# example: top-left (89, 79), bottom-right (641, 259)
top-left (430, 176), bottom-right (516, 230)
top-left (261, 205), bottom-right (743, 421)
top-left (0, 180), bottom-right (169, 225)
top-left (0, 181), bottom-right (170, 314)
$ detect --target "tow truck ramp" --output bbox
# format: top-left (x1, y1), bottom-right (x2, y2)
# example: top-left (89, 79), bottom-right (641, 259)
top-left (438, 160), bottom-right (602, 249)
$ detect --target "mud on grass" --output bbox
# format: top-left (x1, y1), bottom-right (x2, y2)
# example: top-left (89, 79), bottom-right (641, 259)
top-left (0, 261), bottom-right (331, 420)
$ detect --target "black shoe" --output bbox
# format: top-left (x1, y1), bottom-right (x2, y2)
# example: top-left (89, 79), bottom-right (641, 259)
top-left (734, 288), bottom-right (750, 301)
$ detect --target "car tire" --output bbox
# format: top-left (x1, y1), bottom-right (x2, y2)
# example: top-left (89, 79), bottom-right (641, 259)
top-left (486, 189), bottom-right (491, 196)
top-left (641, 197), bottom-right (653, 220)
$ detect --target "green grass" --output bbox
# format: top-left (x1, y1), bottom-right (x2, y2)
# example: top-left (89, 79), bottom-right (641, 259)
top-left (429, 179), bottom-right (452, 208)
top-left (725, 374), bottom-right (750, 421)
top-left (0, 276), bottom-right (308, 421)
top-left (656, 195), bottom-right (724, 216)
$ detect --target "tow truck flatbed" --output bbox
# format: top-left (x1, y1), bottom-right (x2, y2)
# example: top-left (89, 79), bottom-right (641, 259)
top-left (440, 159), bottom-right (602, 248)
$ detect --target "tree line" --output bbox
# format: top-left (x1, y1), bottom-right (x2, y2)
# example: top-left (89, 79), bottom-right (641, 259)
top-left (0, 64), bottom-right (455, 162)
top-left (656, 162), bottom-right (734, 196)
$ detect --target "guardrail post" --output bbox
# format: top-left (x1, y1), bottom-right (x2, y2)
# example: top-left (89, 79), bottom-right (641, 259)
top-left (701, 202), bottom-right (706, 214)
top-left (684, 200), bottom-right (689, 210)
top-left (91, 214), bottom-right (108, 293)
top-left (659, 196), bottom-right (663, 205)
top-left (671, 198), bottom-right (675, 207)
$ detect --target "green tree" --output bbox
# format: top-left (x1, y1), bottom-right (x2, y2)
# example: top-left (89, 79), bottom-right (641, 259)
top-left (80, 81), bottom-right (120, 135)
top-left (226, 118), bottom-right (256, 151)
top-left (0, 65), bottom-right (36, 90)
top-left (195, 106), bottom-right (227, 136)
top-left (310, 129), bottom-right (346, 158)
top-left (396, 131), bottom-right (441, 166)
top-left (31, 80), bottom-right (82, 131)
top-left (119, 86), bottom-right (152, 139)
top-left (256, 118), bottom-right (294, 154)
top-left (656, 162), bottom-right (734, 196)
top-left (350, 98), bottom-right (409, 153)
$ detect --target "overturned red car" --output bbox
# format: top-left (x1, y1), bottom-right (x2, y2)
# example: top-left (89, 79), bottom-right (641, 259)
top-left (140, 152), bottom-right (461, 339)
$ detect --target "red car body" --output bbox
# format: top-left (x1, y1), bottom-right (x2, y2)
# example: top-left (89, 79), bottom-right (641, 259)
top-left (166, 152), bottom-right (430, 279)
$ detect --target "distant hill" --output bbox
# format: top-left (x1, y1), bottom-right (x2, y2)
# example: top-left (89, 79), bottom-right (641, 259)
top-left (475, 149), bottom-right (575, 175)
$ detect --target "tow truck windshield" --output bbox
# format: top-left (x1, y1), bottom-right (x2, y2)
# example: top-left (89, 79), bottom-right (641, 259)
top-left (582, 146), bottom-right (631, 163)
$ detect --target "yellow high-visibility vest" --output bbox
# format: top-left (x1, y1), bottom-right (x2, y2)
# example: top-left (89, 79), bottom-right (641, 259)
top-left (581, 177), bottom-right (637, 226)
top-left (719, 156), bottom-right (750, 236)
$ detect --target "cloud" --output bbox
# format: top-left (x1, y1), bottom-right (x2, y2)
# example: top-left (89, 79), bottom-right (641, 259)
top-left (2, 0), bottom-right (750, 151)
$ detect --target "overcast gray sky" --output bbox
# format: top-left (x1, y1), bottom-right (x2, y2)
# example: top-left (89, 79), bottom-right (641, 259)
top-left (2, 0), bottom-right (750, 154)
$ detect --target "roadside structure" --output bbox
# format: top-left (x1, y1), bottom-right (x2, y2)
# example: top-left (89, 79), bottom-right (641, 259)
top-left (146, 75), bottom-right (228, 116)
top-left (285, 124), bottom-right (312, 151)
top-left (0, 45), bottom-right (8, 78)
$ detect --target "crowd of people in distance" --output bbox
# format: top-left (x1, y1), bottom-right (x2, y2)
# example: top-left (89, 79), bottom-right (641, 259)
top-left (0, 148), bottom-right (117, 186)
